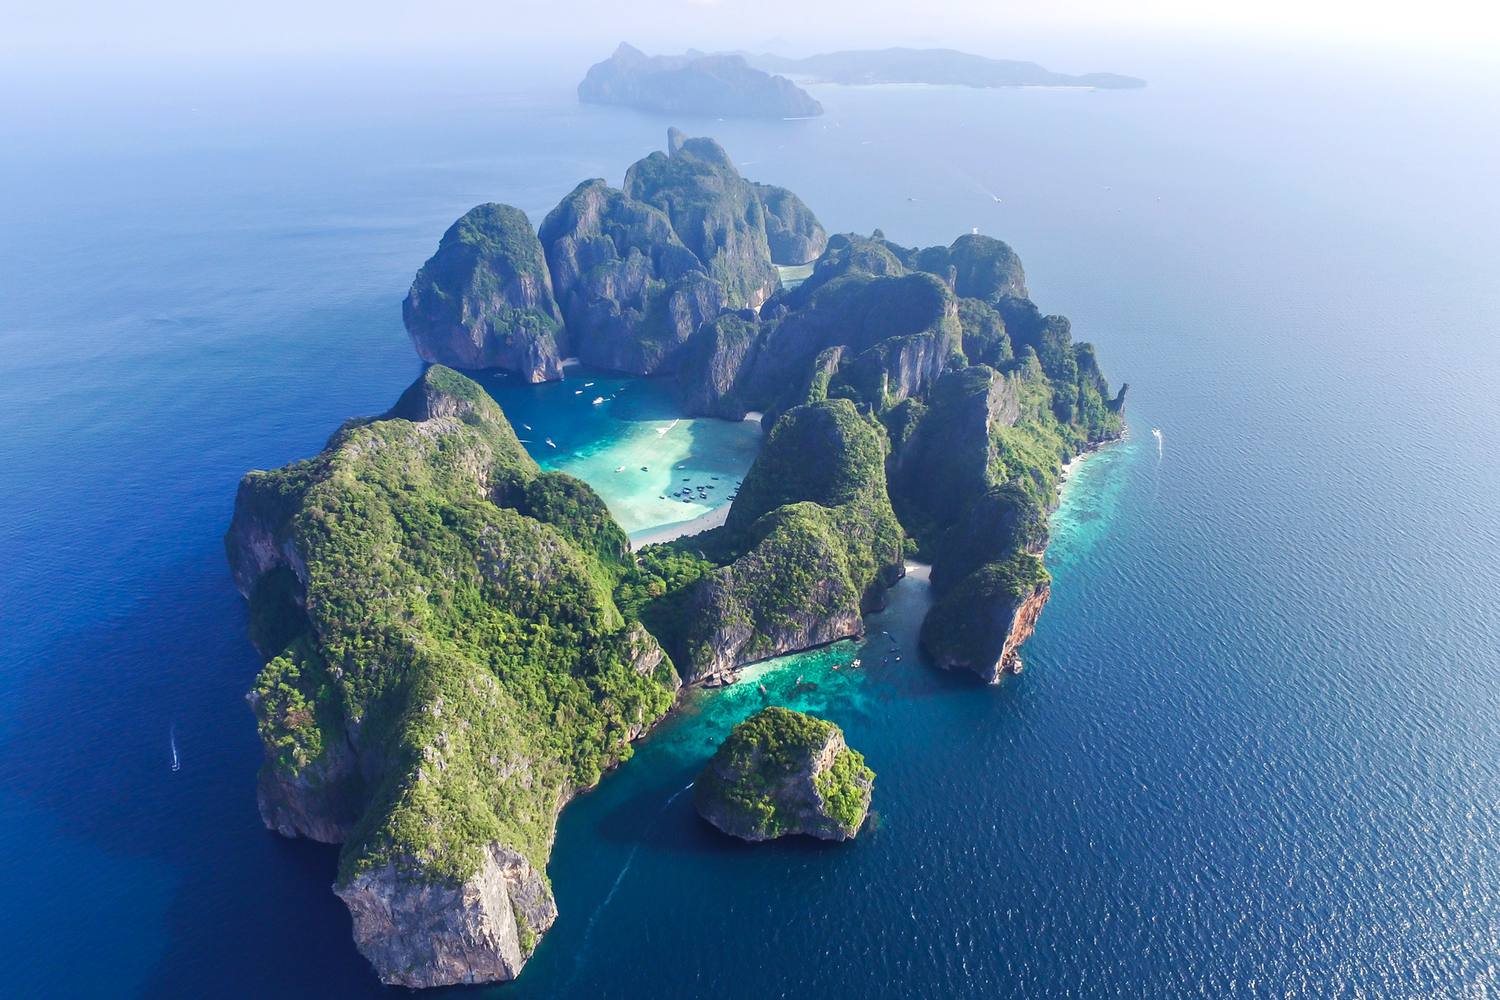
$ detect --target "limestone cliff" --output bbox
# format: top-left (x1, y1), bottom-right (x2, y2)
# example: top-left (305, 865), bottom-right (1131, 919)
top-left (538, 178), bottom-right (725, 374)
top-left (225, 366), bottom-right (678, 987)
top-left (625, 130), bottom-right (779, 309)
top-left (695, 707), bottom-right (873, 841)
top-left (666, 399), bottom-right (904, 683)
top-left (754, 182), bottom-right (829, 264)
top-left (335, 844), bottom-right (558, 989)
top-left (402, 204), bottom-right (566, 381)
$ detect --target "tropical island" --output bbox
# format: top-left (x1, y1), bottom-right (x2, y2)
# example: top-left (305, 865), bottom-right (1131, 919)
top-left (747, 47), bottom-right (1147, 90)
top-left (577, 44), bottom-right (1143, 120)
top-left (695, 707), bottom-right (874, 842)
top-left (579, 43), bottom-right (822, 119)
top-left (226, 128), bottom-right (1124, 988)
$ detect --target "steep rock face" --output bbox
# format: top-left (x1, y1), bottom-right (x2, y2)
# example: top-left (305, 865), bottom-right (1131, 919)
top-left (754, 182), bottom-right (829, 264)
top-left (888, 365), bottom-right (1019, 541)
top-left (335, 844), bottom-right (558, 989)
top-left (624, 130), bottom-right (779, 309)
top-left (225, 366), bottom-right (679, 987)
top-left (694, 707), bottom-right (873, 841)
top-left (674, 399), bottom-right (904, 683)
top-left (674, 309), bottom-right (761, 417)
top-left (682, 528), bottom-right (865, 683)
top-left (538, 179), bottom-right (725, 374)
top-left (920, 555), bottom-right (1051, 682)
top-left (956, 296), bottom-right (1012, 367)
top-left (678, 268), bottom-right (960, 419)
top-left (402, 204), bottom-right (566, 381)
top-left (249, 718), bottom-right (363, 844)
top-left (579, 43), bottom-right (823, 119)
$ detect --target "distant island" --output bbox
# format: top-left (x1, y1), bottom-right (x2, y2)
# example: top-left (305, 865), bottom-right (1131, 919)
top-left (579, 43), bottom-right (822, 119)
top-left (578, 44), bottom-right (1143, 119)
top-left (227, 128), bottom-right (1124, 989)
top-left (747, 47), bottom-right (1146, 90)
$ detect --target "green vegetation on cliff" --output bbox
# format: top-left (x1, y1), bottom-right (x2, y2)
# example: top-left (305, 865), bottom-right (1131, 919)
top-left (402, 204), bottom-right (566, 378)
top-left (636, 399), bottom-right (905, 680)
top-left (227, 366), bottom-right (678, 887)
top-left (694, 706), bottom-right (873, 841)
top-left (624, 130), bottom-right (778, 308)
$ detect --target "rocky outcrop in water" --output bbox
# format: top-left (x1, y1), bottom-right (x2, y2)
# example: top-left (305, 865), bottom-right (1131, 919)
top-left (695, 707), bottom-right (873, 841)
top-left (402, 204), bottom-right (566, 381)
top-left (579, 43), bottom-right (823, 119)
top-left (920, 554), bottom-right (1051, 681)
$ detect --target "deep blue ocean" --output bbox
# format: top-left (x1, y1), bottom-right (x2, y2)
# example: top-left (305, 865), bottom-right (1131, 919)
top-left (2, 42), bottom-right (1498, 997)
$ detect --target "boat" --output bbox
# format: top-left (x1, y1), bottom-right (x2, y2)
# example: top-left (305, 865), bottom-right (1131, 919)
top-left (851, 658), bottom-right (861, 668)
top-left (522, 423), bottom-right (532, 431)
top-left (170, 725), bottom-right (181, 772)
top-left (545, 438), bottom-right (557, 448)
top-left (615, 466), bottom-right (625, 473)
top-left (593, 396), bottom-right (605, 405)
top-left (574, 389), bottom-right (582, 395)
top-left (584, 381), bottom-right (594, 387)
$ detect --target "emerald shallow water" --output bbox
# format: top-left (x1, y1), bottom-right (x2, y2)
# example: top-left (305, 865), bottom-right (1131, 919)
top-left (473, 368), bottom-right (761, 539)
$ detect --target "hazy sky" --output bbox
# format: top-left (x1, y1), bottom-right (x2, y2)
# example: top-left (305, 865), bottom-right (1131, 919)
top-left (6, 0), bottom-right (1495, 63)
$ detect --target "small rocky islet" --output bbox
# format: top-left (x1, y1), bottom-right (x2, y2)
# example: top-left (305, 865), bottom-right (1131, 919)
top-left (695, 707), bottom-right (874, 842)
top-left (226, 128), bottom-right (1125, 988)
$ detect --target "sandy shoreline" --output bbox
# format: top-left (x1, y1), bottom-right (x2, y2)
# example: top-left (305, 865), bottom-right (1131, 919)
top-left (629, 502), bottom-right (733, 548)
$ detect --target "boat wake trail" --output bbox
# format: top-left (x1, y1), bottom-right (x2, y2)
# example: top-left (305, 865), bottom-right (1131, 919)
top-left (569, 781), bottom-right (695, 977)
top-left (1152, 427), bottom-right (1163, 459)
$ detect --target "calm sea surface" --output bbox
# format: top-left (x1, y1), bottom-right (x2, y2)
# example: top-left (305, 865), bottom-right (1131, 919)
top-left (1, 43), bottom-right (1497, 998)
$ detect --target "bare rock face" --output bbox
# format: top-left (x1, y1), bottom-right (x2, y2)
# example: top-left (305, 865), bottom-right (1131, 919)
top-left (754, 182), bottom-right (828, 265)
top-left (402, 204), bottom-right (566, 381)
top-left (250, 727), bottom-right (364, 844)
top-left (335, 844), bottom-right (558, 989)
top-left (919, 554), bottom-right (1051, 682)
top-left (539, 178), bottom-right (725, 375)
top-left (624, 131), bottom-right (779, 310)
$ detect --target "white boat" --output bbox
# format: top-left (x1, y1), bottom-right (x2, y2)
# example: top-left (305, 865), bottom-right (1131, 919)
top-left (593, 396), bottom-right (605, 405)
top-left (545, 438), bottom-right (557, 448)
top-left (615, 466), bottom-right (625, 473)
top-left (584, 382), bottom-right (594, 387)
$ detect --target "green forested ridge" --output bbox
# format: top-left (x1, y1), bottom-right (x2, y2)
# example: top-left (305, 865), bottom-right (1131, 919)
top-left (229, 366), bottom-right (678, 886)
top-left (632, 399), bottom-right (905, 677)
